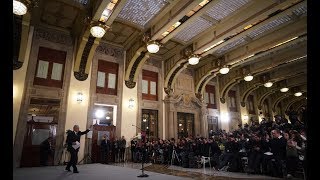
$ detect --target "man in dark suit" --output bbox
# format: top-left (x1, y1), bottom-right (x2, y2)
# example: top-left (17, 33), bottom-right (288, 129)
top-left (100, 134), bottom-right (111, 164)
top-left (65, 125), bottom-right (91, 173)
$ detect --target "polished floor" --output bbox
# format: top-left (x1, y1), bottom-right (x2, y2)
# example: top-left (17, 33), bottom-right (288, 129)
top-left (13, 163), bottom-right (187, 180)
top-left (14, 162), bottom-right (302, 180)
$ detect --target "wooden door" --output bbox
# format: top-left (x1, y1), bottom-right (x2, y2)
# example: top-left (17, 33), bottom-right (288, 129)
top-left (91, 124), bottom-right (116, 163)
top-left (20, 121), bottom-right (57, 167)
top-left (177, 112), bottom-right (195, 139)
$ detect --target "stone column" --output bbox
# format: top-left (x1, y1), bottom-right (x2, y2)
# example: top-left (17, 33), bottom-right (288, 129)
top-left (218, 99), bottom-right (230, 132)
top-left (200, 105), bottom-right (208, 138)
top-left (164, 96), bottom-right (175, 139)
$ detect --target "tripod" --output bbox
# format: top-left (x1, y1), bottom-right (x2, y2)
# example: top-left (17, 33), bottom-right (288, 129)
top-left (170, 149), bottom-right (181, 166)
top-left (137, 147), bottom-right (149, 178)
top-left (78, 138), bottom-right (93, 164)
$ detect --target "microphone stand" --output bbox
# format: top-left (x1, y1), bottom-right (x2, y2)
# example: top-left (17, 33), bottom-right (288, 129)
top-left (132, 125), bottom-right (149, 178)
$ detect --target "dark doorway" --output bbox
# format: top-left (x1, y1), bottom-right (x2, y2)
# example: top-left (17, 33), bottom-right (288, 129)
top-left (20, 98), bottom-right (60, 167)
top-left (91, 124), bottom-right (116, 163)
top-left (177, 112), bottom-right (194, 138)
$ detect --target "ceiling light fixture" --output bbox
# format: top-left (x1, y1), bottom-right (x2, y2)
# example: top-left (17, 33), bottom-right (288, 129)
top-left (188, 54), bottom-right (200, 65)
top-left (264, 81), bottom-right (273, 88)
top-left (219, 66), bottom-right (230, 74)
top-left (90, 22), bottom-right (110, 38)
top-left (244, 74), bottom-right (253, 81)
top-left (13, 0), bottom-right (28, 15)
top-left (147, 40), bottom-right (160, 53)
top-left (280, 87), bottom-right (289, 92)
top-left (294, 92), bottom-right (302, 97)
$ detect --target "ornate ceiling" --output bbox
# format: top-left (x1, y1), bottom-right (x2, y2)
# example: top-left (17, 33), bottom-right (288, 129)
top-left (24, 0), bottom-right (307, 105)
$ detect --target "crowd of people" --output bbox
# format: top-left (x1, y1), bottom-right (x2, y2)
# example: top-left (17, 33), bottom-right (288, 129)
top-left (127, 113), bottom-right (306, 179)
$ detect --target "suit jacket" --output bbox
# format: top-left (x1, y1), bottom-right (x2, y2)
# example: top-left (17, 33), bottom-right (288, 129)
top-left (269, 137), bottom-right (287, 160)
top-left (101, 139), bottom-right (111, 151)
top-left (66, 129), bottom-right (90, 152)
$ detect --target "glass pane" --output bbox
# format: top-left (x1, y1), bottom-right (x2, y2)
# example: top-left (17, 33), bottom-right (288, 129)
top-left (97, 71), bottom-right (105, 87)
top-left (32, 129), bottom-right (50, 145)
top-left (204, 92), bottom-right (209, 104)
top-left (36, 60), bottom-right (49, 79)
top-left (150, 81), bottom-right (156, 95)
top-left (51, 63), bottom-right (63, 80)
top-left (142, 80), bottom-right (148, 94)
top-left (209, 93), bottom-right (215, 104)
top-left (108, 73), bottom-right (116, 89)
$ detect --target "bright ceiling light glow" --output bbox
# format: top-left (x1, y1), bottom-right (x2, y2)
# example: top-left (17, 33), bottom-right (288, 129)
top-left (147, 40), bottom-right (160, 53)
top-left (188, 54), bottom-right (200, 65)
top-left (280, 87), bottom-right (289, 92)
top-left (219, 66), bottom-right (230, 74)
top-left (244, 74), bottom-right (253, 81)
top-left (294, 92), bottom-right (302, 97)
top-left (264, 82), bottom-right (273, 88)
top-left (13, 0), bottom-right (28, 16)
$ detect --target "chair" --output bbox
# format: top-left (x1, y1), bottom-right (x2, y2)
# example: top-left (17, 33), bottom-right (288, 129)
top-left (241, 156), bottom-right (248, 171)
top-left (201, 156), bottom-right (211, 171)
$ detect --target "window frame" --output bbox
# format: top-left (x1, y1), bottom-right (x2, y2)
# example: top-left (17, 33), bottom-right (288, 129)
top-left (142, 70), bottom-right (158, 101)
top-left (228, 90), bottom-right (238, 112)
top-left (205, 85), bottom-right (217, 109)
top-left (33, 47), bottom-right (66, 88)
top-left (247, 95), bottom-right (256, 115)
top-left (96, 60), bottom-right (119, 95)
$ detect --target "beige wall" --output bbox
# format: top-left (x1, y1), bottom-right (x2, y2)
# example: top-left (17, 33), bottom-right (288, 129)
top-left (13, 27), bottom-right (34, 144)
top-left (120, 81), bottom-right (138, 144)
top-left (64, 61), bottom-right (92, 163)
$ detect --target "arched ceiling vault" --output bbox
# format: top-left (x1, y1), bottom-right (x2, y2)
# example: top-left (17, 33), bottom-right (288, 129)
top-left (269, 83), bottom-right (307, 112)
top-left (25, 0), bottom-right (307, 93)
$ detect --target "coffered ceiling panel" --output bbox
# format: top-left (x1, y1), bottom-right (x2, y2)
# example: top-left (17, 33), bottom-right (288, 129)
top-left (205, 0), bottom-right (250, 21)
top-left (174, 16), bottom-right (213, 43)
top-left (117, 0), bottom-right (169, 27)
top-left (246, 15), bottom-right (292, 39)
top-left (215, 37), bottom-right (246, 55)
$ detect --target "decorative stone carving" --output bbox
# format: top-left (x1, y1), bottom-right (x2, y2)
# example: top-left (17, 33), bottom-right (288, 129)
top-left (34, 27), bottom-right (73, 45)
top-left (195, 92), bottom-right (204, 102)
top-left (96, 43), bottom-right (123, 59)
top-left (74, 71), bottom-right (88, 81)
top-left (240, 101), bottom-right (246, 107)
top-left (74, 36), bottom-right (95, 81)
top-left (220, 97), bottom-right (225, 103)
top-left (125, 80), bottom-right (136, 89)
top-left (164, 87), bottom-right (174, 95)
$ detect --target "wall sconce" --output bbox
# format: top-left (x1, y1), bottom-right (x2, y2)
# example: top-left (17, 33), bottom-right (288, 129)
top-left (128, 98), bottom-right (135, 109)
top-left (76, 92), bottom-right (83, 103)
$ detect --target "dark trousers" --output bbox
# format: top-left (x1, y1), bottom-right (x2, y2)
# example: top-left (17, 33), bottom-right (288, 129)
top-left (286, 156), bottom-right (298, 175)
top-left (40, 151), bottom-right (49, 166)
top-left (66, 150), bottom-right (78, 171)
top-left (101, 149), bottom-right (109, 164)
top-left (248, 151), bottom-right (262, 173)
top-left (131, 149), bottom-right (135, 162)
top-left (120, 148), bottom-right (125, 161)
top-left (114, 148), bottom-right (119, 162)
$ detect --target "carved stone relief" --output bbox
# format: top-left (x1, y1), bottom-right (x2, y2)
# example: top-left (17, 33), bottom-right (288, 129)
top-left (34, 27), bottom-right (73, 45)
